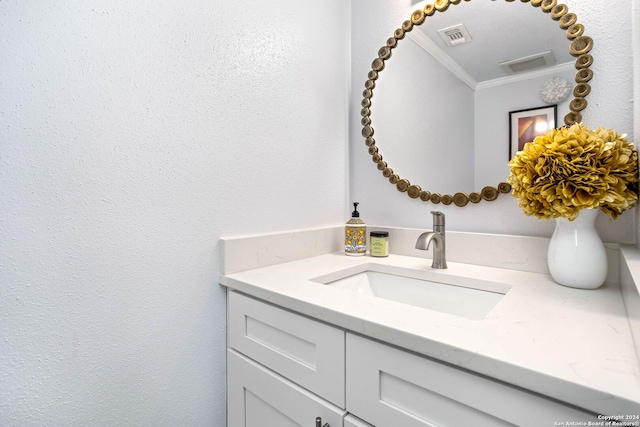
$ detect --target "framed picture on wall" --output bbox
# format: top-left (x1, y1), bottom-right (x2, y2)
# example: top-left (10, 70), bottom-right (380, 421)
top-left (509, 105), bottom-right (557, 159)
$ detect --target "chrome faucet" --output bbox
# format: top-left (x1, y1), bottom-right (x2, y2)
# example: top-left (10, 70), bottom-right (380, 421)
top-left (415, 211), bottom-right (447, 269)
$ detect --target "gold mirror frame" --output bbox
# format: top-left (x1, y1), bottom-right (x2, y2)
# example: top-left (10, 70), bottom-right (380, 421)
top-left (360, 0), bottom-right (594, 207)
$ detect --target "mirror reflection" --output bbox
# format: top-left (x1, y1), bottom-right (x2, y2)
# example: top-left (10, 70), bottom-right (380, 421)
top-left (362, 0), bottom-right (593, 205)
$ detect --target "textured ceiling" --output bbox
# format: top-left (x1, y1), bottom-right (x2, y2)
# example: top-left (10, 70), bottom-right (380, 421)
top-left (411, 1), bottom-right (574, 82)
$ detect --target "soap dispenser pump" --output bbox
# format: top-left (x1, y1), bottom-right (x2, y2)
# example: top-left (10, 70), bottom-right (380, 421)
top-left (345, 202), bottom-right (366, 256)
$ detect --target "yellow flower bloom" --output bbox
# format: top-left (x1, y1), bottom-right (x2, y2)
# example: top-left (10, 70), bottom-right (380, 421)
top-left (508, 123), bottom-right (638, 220)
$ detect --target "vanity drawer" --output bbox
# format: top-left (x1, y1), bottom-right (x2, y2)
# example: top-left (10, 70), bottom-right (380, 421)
top-left (346, 333), bottom-right (597, 427)
top-left (228, 291), bottom-right (345, 407)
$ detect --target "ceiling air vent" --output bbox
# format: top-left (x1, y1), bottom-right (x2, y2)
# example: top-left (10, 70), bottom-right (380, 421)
top-left (499, 50), bottom-right (557, 74)
top-left (437, 24), bottom-right (472, 46)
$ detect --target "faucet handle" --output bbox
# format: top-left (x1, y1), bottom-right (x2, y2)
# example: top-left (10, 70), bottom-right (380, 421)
top-left (430, 211), bottom-right (445, 227)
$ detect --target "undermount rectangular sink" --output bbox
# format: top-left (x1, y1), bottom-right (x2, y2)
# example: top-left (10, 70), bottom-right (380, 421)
top-left (311, 265), bottom-right (511, 320)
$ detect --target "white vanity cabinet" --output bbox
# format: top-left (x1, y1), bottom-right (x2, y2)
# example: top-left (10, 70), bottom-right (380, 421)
top-left (346, 333), bottom-right (597, 427)
top-left (227, 291), bottom-right (346, 426)
top-left (227, 290), bottom-right (598, 427)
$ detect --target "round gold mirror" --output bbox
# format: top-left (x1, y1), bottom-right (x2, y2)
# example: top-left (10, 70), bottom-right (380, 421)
top-left (361, 0), bottom-right (593, 207)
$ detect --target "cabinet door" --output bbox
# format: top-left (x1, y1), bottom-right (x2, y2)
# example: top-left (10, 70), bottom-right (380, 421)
top-left (346, 333), bottom-right (597, 427)
top-left (228, 349), bottom-right (345, 427)
top-left (228, 291), bottom-right (345, 406)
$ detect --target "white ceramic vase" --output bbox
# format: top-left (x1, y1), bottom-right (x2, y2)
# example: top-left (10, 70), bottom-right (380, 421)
top-left (547, 209), bottom-right (607, 289)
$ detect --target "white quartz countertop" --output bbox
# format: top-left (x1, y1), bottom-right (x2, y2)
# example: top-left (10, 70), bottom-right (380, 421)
top-left (220, 252), bottom-right (640, 416)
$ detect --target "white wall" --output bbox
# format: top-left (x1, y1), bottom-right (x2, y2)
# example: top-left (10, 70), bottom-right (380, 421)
top-left (474, 67), bottom-right (574, 185)
top-left (0, 0), bottom-right (349, 425)
top-left (372, 36), bottom-right (475, 194)
top-left (350, 0), bottom-right (635, 244)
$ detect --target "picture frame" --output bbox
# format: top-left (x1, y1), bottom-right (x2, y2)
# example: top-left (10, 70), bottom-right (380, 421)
top-left (509, 105), bottom-right (557, 159)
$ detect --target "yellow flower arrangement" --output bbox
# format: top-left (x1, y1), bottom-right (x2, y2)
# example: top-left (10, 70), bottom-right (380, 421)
top-left (508, 123), bottom-right (638, 220)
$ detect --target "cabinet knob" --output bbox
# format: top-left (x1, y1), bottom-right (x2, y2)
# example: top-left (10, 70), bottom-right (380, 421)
top-left (315, 416), bottom-right (329, 427)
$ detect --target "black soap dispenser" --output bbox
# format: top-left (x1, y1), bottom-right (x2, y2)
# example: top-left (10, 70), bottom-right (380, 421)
top-left (345, 202), bottom-right (366, 256)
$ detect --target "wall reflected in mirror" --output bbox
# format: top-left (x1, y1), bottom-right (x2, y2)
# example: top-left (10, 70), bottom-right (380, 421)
top-left (369, 1), bottom-right (576, 196)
